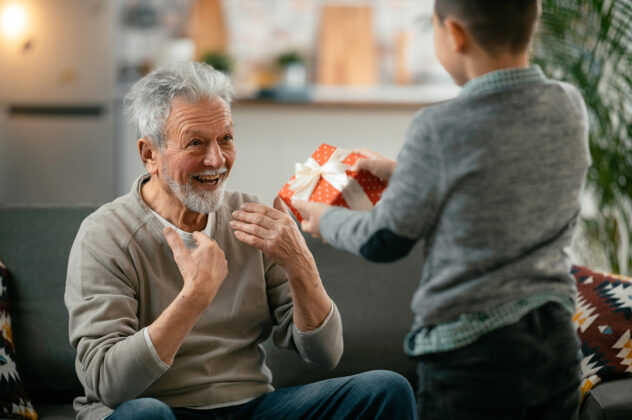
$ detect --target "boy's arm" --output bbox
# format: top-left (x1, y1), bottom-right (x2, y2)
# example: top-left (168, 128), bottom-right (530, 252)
top-left (298, 113), bottom-right (444, 262)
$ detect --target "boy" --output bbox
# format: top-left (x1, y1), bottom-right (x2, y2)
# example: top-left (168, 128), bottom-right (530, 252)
top-left (295, 0), bottom-right (591, 418)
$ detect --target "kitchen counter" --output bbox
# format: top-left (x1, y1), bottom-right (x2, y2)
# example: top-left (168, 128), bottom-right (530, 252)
top-left (234, 83), bottom-right (460, 110)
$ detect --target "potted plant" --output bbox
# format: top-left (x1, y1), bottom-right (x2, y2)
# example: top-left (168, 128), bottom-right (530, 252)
top-left (533, 0), bottom-right (632, 274)
top-left (275, 50), bottom-right (307, 89)
top-left (201, 50), bottom-right (234, 74)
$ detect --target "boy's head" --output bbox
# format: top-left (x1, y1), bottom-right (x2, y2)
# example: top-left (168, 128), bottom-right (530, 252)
top-left (433, 0), bottom-right (540, 85)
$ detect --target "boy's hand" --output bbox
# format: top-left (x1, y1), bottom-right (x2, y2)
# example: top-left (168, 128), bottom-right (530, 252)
top-left (350, 148), bottom-right (396, 182)
top-left (293, 200), bottom-right (331, 240)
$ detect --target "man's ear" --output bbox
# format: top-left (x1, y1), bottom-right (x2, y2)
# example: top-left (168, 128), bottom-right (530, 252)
top-left (444, 18), bottom-right (468, 53)
top-left (138, 138), bottom-right (160, 175)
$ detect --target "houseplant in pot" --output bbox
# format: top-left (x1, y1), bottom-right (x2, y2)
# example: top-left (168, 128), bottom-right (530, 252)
top-left (533, 0), bottom-right (632, 274)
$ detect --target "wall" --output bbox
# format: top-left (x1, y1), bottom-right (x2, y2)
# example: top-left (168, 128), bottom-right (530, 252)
top-left (0, 0), bottom-right (116, 205)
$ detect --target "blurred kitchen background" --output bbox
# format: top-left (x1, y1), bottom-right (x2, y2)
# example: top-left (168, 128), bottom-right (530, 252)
top-left (0, 0), bottom-right (459, 206)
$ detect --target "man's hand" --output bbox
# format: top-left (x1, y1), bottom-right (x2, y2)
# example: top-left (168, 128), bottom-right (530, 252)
top-left (230, 197), bottom-right (318, 277)
top-left (292, 200), bottom-right (331, 240)
top-left (151, 227), bottom-right (229, 365)
top-left (350, 148), bottom-right (396, 182)
top-left (231, 197), bottom-right (332, 332)
top-left (163, 227), bottom-right (228, 309)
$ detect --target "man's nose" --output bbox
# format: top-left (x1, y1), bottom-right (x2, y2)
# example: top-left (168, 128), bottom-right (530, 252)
top-left (203, 140), bottom-right (226, 168)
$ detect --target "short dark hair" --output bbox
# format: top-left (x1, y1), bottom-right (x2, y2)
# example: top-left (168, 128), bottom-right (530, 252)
top-left (435, 0), bottom-right (539, 56)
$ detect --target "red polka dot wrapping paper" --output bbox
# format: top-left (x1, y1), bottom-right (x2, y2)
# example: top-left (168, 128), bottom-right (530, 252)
top-left (278, 143), bottom-right (387, 221)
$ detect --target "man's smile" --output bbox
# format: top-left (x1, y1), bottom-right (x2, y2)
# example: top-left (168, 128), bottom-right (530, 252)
top-left (190, 169), bottom-right (227, 190)
top-left (193, 174), bottom-right (222, 184)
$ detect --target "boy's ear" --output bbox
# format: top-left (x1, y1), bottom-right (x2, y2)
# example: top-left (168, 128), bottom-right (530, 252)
top-left (138, 138), bottom-right (160, 175)
top-left (444, 18), bottom-right (468, 53)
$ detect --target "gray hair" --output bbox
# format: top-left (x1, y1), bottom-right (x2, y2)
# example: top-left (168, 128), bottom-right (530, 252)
top-left (124, 61), bottom-right (234, 149)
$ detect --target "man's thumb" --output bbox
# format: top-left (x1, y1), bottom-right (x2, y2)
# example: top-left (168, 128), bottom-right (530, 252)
top-left (274, 196), bottom-right (288, 214)
top-left (163, 227), bottom-right (185, 255)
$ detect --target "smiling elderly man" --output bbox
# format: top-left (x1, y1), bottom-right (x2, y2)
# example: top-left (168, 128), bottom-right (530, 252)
top-left (64, 61), bottom-right (415, 420)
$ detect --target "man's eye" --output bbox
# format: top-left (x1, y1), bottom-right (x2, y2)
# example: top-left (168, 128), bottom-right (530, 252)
top-left (222, 135), bottom-right (233, 143)
top-left (189, 139), bottom-right (203, 146)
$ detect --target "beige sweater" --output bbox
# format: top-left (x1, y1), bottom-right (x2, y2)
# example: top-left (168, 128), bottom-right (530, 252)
top-left (65, 174), bottom-right (343, 420)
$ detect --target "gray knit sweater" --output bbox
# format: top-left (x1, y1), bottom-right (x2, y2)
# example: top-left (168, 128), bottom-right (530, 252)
top-left (65, 174), bottom-right (343, 420)
top-left (321, 67), bottom-right (591, 329)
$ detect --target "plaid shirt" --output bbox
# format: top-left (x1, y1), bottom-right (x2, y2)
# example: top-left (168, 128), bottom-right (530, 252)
top-left (405, 294), bottom-right (574, 355)
top-left (460, 65), bottom-right (548, 97)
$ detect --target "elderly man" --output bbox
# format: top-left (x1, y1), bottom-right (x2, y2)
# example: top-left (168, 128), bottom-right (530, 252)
top-left (64, 61), bottom-right (415, 420)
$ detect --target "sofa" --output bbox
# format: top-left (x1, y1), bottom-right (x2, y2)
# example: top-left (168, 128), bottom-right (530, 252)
top-left (0, 206), bottom-right (630, 419)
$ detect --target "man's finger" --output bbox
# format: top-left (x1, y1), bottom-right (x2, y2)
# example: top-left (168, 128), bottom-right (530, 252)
top-left (233, 229), bottom-right (266, 250)
top-left (163, 227), bottom-right (186, 255)
top-left (230, 220), bottom-right (270, 239)
top-left (273, 196), bottom-right (289, 215)
top-left (192, 231), bottom-right (212, 246)
top-left (241, 202), bottom-right (283, 220)
top-left (232, 209), bottom-right (275, 229)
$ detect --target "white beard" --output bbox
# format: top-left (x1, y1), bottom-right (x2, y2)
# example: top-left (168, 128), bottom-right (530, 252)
top-left (163, 165), bottom-right (226, 214)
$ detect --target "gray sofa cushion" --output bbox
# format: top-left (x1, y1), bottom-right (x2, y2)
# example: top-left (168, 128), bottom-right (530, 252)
top-left (0, 207), bottom-right (93, 403)
top-left (579, 378), bottom-right (632, 420)
top-left (25, 403), bottom-right (76, 420)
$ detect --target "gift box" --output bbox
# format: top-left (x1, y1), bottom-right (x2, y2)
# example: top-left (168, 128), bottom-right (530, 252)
top-left (278, 143), bottom-right (387, 221)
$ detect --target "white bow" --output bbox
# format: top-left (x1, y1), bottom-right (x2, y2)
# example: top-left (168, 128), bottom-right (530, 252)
top-left (289, 148), bottom-right (373, 210)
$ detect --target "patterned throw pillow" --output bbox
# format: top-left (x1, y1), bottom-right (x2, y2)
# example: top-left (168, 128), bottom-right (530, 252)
top-left (0, 258), bottom-right (37, 420)
top-left (572, 265), bottom-right (632, 401)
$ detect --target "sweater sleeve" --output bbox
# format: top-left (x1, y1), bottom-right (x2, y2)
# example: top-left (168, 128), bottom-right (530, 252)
top-left (264, 262), bottom-right (343, 370)
top-left (64, 217), bottom-right (169, 409)
top-left (320, 110), bottom-right (444, 262)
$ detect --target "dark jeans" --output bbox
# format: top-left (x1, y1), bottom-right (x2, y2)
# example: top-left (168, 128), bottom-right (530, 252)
top-left (414, 302), bottom-right (581, 420)
top-left (106, 370), bottom-right (416, 420)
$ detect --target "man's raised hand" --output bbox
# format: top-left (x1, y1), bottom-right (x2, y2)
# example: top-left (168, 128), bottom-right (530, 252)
top-left (163, 227), bottom-right (228, 308)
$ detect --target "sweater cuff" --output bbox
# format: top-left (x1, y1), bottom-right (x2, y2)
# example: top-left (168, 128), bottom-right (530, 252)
top-left (143, 327), bottom-right (171, 370)
top-left (292, 301), bottom-right (343, 370)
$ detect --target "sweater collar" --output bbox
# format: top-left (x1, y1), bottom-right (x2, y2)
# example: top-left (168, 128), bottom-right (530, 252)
top-left (460, 65), bottom-right (547, 98)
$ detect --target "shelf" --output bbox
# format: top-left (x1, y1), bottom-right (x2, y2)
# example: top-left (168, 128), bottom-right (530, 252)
top-left (234, 83), bottom-right (460, 110)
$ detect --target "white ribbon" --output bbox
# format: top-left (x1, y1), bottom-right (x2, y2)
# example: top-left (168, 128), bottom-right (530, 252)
top-left (289, 148), bottom-right (374, 211)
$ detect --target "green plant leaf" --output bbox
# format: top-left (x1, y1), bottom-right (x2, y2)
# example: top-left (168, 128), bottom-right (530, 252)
top-left (533, 0), bottom-right (632, 274)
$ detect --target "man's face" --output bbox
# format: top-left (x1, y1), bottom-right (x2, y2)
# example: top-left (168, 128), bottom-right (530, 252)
top-left (158, 96), bottom-right (236, 214)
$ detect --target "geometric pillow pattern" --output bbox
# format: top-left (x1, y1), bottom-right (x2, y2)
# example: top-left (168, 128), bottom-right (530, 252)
top-left (0, 258), bottom-right (37, 420)
top-left (571, 264), bottom-right (632, 402)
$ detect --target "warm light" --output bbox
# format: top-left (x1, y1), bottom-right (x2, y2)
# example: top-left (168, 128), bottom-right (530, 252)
top-left (1, 4), bottom-right (27, 38)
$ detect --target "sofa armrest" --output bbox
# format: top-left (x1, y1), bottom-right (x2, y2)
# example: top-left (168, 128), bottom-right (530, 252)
top-left (580, 378), bottom-right (632, 420)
